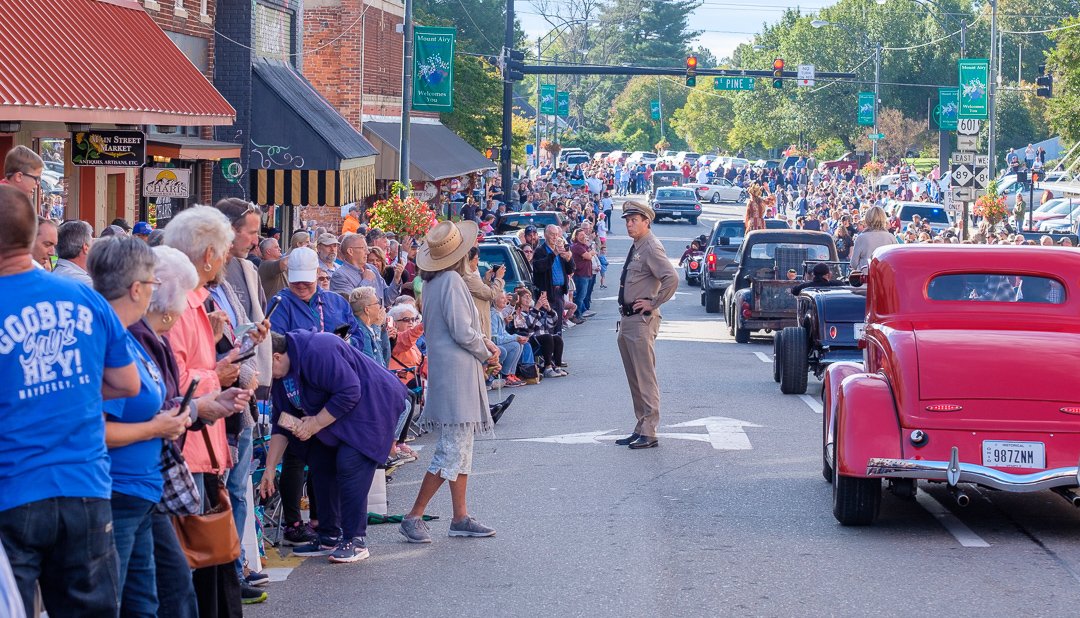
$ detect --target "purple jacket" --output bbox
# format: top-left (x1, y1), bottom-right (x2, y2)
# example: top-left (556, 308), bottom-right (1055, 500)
top-left (272, 330), bottom-right (407, 463)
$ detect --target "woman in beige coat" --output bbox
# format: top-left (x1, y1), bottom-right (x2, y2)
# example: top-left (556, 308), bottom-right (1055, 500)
top-left (400, 221), bottom-right (502, 543)
top-left (463, 246), bottom-right (504, 339)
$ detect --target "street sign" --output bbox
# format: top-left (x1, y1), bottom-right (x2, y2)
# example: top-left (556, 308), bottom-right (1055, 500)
top-left (950, 186), bottom-right (974, 202)
top-left (957, 59), bottom-right (990, 119)
top-left (938, 87), bottom-right (959, 131)
top-left (974, 166), bottom-right (989, 189)
top-left (951, 165), bottom-right (974, 187)
top-left (539, 84), bottom-right (556, 115)
top-left (867, 133), bottom-right (885, 140)
top-left (952, 152), bottom-right (974, 165)
top-left (957, 134), bottom-right (977, 151)
top-left (797, 64), bottom-right (815, 87)
top-left (556, 91), bottom-right (569, 117)
top-left (714, 76), bottom-right (755, 91)
top-left (650, 100), bottom-right (661, 120)
top-left (857, 92), bottom-right (876, 126)
top-left (525, 144), bottom-right (534, 155)
top-left (957, 118), bottom-right (981, 135)
top-left (974, 154), bottom-right (989, 167)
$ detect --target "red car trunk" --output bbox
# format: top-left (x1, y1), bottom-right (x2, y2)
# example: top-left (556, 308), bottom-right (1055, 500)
top-left (915, 329), bottom-right (1080, 403)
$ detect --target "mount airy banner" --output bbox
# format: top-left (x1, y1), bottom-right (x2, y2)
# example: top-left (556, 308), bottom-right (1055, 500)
top-left (413, 26), bottom-right (456, 113)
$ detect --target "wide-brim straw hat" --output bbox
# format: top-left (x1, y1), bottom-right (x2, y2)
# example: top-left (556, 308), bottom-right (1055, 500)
top-left (416, 220), bottom-right (479, 271)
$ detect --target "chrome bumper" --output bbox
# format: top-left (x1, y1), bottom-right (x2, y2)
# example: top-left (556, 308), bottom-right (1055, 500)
top-left (867, 450), bottom-right (1080, 493)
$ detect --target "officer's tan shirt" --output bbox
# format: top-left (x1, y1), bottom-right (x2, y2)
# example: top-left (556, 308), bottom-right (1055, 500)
top-left (623, 230), bottom-right (678, 314)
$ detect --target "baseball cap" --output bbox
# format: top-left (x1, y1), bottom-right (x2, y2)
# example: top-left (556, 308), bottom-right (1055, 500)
top-left (524, 225), bottom-right (538, 234)
top-left (288, 247), bottom-right (319, 283)
top-left (812, 263), bottom-right (830, 277)
top-left (317, 233), bottom-right (340, 246)
top-left (132, 221), bottom-right (153, 236)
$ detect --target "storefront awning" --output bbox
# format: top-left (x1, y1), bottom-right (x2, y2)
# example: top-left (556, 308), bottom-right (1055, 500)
top-left (249, 59), bottom-right (377, 206)
top-left (362, 121), bottom-right (496, 182)
top-left (147, 136), bottom-right (242, 161)
top-left (0, 0), bottom-right (234, 126)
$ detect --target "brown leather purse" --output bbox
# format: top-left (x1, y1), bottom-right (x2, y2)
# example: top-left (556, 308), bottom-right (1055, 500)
top-left (172, 426), bottom-right (241, 569)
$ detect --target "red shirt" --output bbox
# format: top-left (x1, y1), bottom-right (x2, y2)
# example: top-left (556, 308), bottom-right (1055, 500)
top-left (570, 241), bottom-right (594, 277)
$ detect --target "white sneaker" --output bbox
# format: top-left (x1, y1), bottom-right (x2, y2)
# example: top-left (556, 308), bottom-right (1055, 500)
top-left (543, 368), bottom-right (561, 378)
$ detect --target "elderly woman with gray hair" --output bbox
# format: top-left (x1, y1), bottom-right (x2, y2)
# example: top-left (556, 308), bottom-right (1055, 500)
top-left (87, 239), bottom-right (251, 617)
top-left (163, 205), bottom-right (260, 612)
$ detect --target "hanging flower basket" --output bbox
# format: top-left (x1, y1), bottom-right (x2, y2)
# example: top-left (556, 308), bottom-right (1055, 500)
top-left (973, 180), bottom-right (1008, 228)
top-left (861, 160), bottom-right (885, 182)
top-left (366, 181), bottom-right (438, 238)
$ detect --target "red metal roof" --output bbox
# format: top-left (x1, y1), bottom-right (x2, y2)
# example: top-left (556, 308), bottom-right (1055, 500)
top-left (0, 0), bottom-right (235, 126)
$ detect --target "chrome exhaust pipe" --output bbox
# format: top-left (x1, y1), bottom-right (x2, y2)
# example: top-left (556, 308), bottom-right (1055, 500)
top-left (948, 485), bottom-right (970, 507)
top-left (1052, 487), bottom-right (1080, 508)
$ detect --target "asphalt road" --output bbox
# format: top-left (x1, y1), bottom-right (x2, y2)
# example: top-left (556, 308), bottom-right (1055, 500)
top-left (248, 197), bottom-right (1080, 617)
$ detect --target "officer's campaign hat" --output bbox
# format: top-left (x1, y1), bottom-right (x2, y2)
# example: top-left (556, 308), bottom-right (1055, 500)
top-left (621, 200), bottom-right (655, 222)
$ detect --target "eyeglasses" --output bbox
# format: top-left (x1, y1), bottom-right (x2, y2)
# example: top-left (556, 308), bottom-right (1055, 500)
top-left (21, 172), bottom-right (41, 187)
top-left (136, 277), bottom-right (162, 290)
top-left (317, 276), bottom-right (330, 283)
top-left (230, 203), bottom-right (257, 223)
top-left (398, 316), bottom-right (421, 323)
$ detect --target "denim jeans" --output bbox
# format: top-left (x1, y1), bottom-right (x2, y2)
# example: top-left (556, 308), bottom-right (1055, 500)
top-left (496, 341), bottom-right (523, 377)
top-left (224, 426), bottom-right (254, 578)
top-left (0, 497), bottom-right (119, 617)
top-left (111, 493), bottom-right (158, 617)
top-left (572, 275), bottom-right (592, 317)
top-left (584, 275), bottom-right (597, 311)
top-left (151, 512), bottom-right (198, 618)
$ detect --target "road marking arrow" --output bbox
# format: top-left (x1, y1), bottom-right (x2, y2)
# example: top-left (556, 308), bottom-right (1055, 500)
top-left (514, 417), bottom-right (763, 451)
top-left (666, 417), bottom-right (763, 450)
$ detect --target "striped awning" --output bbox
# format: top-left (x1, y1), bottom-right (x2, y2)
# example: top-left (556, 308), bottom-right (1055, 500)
top-left (252, 162), bottom-right (376, 208)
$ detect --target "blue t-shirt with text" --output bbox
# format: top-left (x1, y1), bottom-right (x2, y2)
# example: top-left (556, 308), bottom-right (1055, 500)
top-left (104, 331), bottom-right (167, 503)
top-left (0, 269), bottom-right (134, 512)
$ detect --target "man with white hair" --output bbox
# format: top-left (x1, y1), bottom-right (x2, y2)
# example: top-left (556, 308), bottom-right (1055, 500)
top-left (530, 224), bottom-right (574, 332)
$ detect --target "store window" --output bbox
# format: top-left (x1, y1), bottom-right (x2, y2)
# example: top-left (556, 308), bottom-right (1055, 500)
top-left (37, 138), bottom-right (67, 220)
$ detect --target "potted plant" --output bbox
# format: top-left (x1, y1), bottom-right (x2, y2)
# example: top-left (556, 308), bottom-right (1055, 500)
top-left (973, 179), bottom-right (1008, 230)
top-left (366, 181), bottom-right (438, 239)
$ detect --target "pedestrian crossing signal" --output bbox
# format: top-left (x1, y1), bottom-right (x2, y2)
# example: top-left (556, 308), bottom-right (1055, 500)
top-left (772, 58), bottom-right (784, 89)
top-left (686, 55), bottom-right (698, 87)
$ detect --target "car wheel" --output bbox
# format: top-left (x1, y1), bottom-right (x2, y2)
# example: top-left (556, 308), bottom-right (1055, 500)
top-left (779, 326), bottom-right (809, 394)
top-left (689, 216), bottom-right (699, 225)
top-left (710, 193), bottom-right (720, 204)
top-left (772, 334), bottom-right (782, 383)
top-left (833, 473), bottom-right (881, 526)
top-left (705, 290), bottom-right (721, 314)
top-left (734, 321), bottom-right (750, 343)
top-left (739, 190), bottom-right (748, 202)
top-left (700, 291), bottom-right (706, 306)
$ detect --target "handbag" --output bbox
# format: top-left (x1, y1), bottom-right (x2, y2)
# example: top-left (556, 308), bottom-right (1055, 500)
top-left (171, 427), bottom-right (242, 569)
top-left (157, 440), bottom-right (201, 516)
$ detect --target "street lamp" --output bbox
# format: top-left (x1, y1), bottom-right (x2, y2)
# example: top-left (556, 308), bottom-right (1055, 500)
top-left (877, 0), bottom-right (965, 58)
top-left (812, 20), bottom-right (882, 161)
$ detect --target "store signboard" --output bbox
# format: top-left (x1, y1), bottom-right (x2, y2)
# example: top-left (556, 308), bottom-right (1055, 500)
top-left (142, 167), bottom-right (191, 198)
top-left (72, 130), bottom-right (145, 167)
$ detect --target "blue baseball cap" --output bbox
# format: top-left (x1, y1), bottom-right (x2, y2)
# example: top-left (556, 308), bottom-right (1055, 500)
top-left (132, 221), bottom-right (153, 236)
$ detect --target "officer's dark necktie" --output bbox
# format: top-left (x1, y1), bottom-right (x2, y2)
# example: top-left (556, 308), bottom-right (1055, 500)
top-left (618, 243), bottom-right (636, 308)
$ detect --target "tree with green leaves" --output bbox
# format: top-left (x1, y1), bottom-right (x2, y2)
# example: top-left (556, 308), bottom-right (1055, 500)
top-left (670, 81), bottom-right (734, 153)
top-left (608, 76), bottom-right (689, 152)
top-left (1046, 17), bottom-right (1080, 145)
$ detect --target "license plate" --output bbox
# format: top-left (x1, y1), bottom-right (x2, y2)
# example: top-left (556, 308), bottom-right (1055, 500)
top-left (982, 441), bottom-right (1045, 469)
top-left (853, 323), bottom-right (866, 339)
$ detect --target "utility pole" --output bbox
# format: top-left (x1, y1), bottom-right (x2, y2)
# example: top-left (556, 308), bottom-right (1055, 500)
top-left (873, 41), bottom-right (881, 161)
top-left (398, 0), bottom-right (413, 196)
top-left (535, 38), bottom-right (541, 169)
top-left (987, 0), bottom-right (998, 176)
top-left (499, 0), bottom-right (515, 202)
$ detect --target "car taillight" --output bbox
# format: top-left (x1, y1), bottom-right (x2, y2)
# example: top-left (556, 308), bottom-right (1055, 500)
top-left (689, 261), bottom-right (699, 269)
top-left (925, 404), bottom-right (963, 412)
top-left (707, 253), bottom-right (717, 271)
top-left (695, 204), bottom-right (701, 210)
top-left (741, 301), bottom-right (751, 319)
top-left (828, 326), bottom-right (837, 339)
top-left (1060, 407), bottom-right (1080, 415)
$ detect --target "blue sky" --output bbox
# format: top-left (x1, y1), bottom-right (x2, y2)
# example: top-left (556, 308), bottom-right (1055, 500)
top-left (519, 0), bottom-right (836, 61)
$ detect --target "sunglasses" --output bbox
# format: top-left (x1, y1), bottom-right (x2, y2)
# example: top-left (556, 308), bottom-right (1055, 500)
top-left (230, 203), bottom-right (257, 223)
top-left (317, 276), bottom-right (330, 283)
top-left (398, 316), bottom-right (421, 323)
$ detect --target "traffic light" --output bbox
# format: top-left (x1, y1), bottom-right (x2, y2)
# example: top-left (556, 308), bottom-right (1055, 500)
top-left (503, 48), bottom-right (525, 82)
top-left (1036, 64), bottom-right (1053, 98)
top-left (772, 58), bottom-right (784, 89)
top-left (686, 55), bottom-right (698, 87)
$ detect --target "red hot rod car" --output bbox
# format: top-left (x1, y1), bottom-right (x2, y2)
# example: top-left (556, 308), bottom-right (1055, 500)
top-left (823, 245), bottom-right (1080, 525)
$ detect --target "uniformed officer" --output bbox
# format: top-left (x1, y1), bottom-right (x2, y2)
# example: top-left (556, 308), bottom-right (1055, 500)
top-left (614, 200), bottom-right (678, 449)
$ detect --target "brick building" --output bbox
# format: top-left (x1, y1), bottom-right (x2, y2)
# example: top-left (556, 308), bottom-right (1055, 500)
top-left (213, 0), bottom-right (378, 235)
top-left (303, 0), bottom-right (494, 212)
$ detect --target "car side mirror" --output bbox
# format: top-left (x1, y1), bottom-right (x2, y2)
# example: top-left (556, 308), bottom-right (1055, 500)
top-left (717, 237), bottom-right (730, 246)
